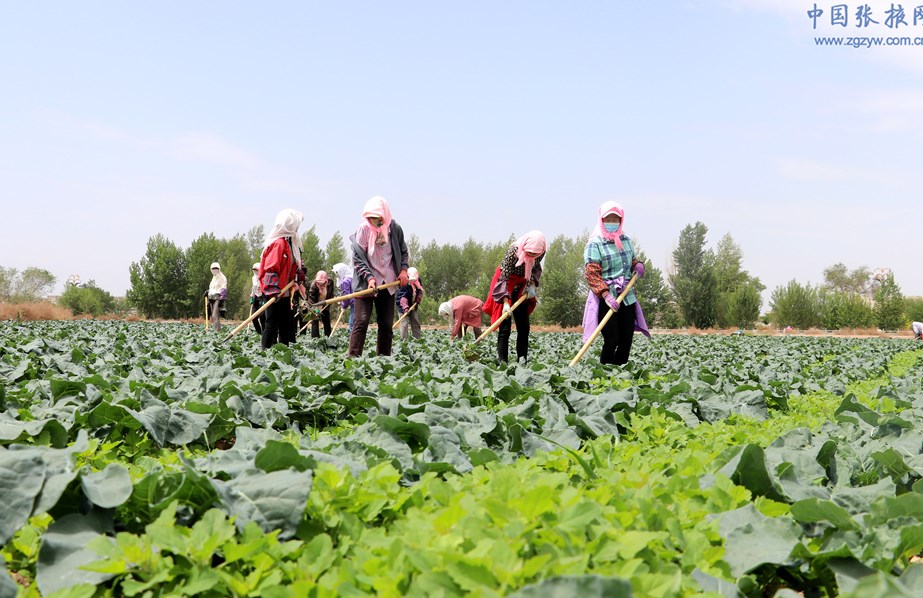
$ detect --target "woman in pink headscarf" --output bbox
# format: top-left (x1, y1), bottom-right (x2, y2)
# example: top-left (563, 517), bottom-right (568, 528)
top-left (308, 270), bottom-right (334, 338)
top-left (582, 201), bottom-right (649, 365)
top-left (396, 266), bottom-right (425, 340)
top-left (348, 196), bottom-right (410, 357)
top-left (483, 230), bottom-right (546, 363)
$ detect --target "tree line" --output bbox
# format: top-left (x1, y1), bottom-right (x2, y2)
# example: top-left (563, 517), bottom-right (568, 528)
top-left (9, 219), bottom-right (917, 331)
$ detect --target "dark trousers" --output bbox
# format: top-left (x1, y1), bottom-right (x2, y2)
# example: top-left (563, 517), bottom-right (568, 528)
top-left (311, 309), bottom-right (332, 338)
top-left (250, 298), bottom-right (266, 334)
top-left (348, 291), bottom-right (396, 357)
top-left (497, 302), bottom-right (531, 362)
top-left (598, 300), bottom-right (637, 365)
top-left (261, 299), bottom-right (295, 348)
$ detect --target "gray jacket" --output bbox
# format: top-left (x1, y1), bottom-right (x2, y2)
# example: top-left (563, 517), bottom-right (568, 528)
top-left (350, 221), bottom-right (409, 292)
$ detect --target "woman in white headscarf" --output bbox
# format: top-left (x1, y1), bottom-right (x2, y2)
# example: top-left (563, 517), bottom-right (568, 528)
top-left (258, 208), bottom-right (305, 348)
top-left (348, 196), bottom-right (409, 357)
top-left (206, 262), bottom-right (228, 332)
top-left (439, 295), bottom-right (484, 340)
top-left (249, 262), bottom-right (265, 334)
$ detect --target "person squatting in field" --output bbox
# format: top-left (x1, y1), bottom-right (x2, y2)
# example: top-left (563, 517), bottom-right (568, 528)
top-left (582, 201), bottom-right (650, 365)
top-left (332, 262), bottom-right (355, 333)
top-left (205, 262), bottom-right (228, 332)
top-left (249, 262), bottom-right (265, 335)
top-left (308, 270), bottom-right (334, 338)
top-left (483, 231), bottom-right (546, 363)
top-left (348, 196), bottom-right (410, 357)
top-left (439, 295), bottom-right (484, 340)
top-left (912, 321), bottom-right (923, 340)
top-left (259, 208), bottom-right (306, 349)
top-left (397, 267), bottom-right (424, 340)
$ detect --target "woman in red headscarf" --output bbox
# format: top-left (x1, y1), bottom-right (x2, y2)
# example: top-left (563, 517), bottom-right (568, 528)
top-left (582, 201), bottom-right (649, 365)
top-left (308, 270), bottom-right (334, 338)
top-left (483, 230), bottom-right (546, 363)
top-left (348, 196), bottom-right (409, 357)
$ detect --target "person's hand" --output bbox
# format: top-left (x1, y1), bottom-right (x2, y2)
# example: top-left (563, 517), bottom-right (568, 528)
top-left (298, 284), bottom-right (307, 299)
top-left (398, 269), bottom-right (409, 286)
top-left (203, 290), bottom-right (209, 298)
top-left (368, 278), bottom-right (378, 293)
top-left (632, 261), bottom-right (646, 279)
top-left (400, 297), bottom-right (409, 310)
top-left (295, 268), bottom-right (306, 284)
top-left (526, 284), bottom-right (536, 299)
top-left (502, 301), bottom-right (511, 316)
top-left (249, 296), bottom-right (254, 305)
top-left (604, 292), bottom-right (620, 312)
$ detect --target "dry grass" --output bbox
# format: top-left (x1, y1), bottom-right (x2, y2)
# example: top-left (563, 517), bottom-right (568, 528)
top-left (0, 302), bottom-right (74, 321)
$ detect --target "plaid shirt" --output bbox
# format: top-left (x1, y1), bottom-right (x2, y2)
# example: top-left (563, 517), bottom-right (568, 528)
top-left (584, 235), bottom-right (636, 305)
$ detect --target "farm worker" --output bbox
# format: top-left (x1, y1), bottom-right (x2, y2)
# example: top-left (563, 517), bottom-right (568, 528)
top-left (582, 201), bottom-right (650, 365)
top-left (332, 262), bottom-right (355, 332)
top-left (249, 262), bottom-right (266, 335)
top-left (205, 262), bottom-right (228, 332)
top-left (396, 266), bottom-right (424, 340)
top-left (348, 196), bottom-right (410, 357)
top-left (258, 208), bottom-right (305, 348)
top-left (483, 230), bottom-right (546, 363)
top-left (308, 270), bottom-right (334, 338)
top-left (912, 321), bottom-right (923, 340)
top-left (439, 295), bottom-right (484, 340)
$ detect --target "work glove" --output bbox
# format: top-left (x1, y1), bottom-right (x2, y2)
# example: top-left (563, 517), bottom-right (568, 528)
top-left (604, 292), bottom-right (620, 312)
top-left (295, 269), bottom-right (306, 284)
top-left (203, 290), bottom-right (209, 298)
top-left (398, 269), bottom-right (409, 286)
top-left (502, 301), bottom-right (511, 316)
top-left (219, 287), bottom-right (228, 300)
top-left (526, 284), bottom-right (536, 299)
top-left (368, 278), bottom-right (378, 293)
top-left (249, 296), bottom-right (254, 305)
top-left (400, 297), bottom-right (409, 310)
top-left (632, 261), bottom-right (646, 279)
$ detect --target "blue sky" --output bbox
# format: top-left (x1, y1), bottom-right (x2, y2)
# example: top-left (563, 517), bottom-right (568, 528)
top-left (1, 1), bottom-right (921, 306)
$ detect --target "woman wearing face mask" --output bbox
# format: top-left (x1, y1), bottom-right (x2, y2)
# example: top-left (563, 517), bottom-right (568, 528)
top-left (258, 208), bottom-right (305, 348)
top-left (348, 196), bottom-right (409, 357)
top-left (582, 201), bottom-right (649, 365)
top-left (483, 230), bottom-right (546, 363)
top-left (332, 263), bottom-right (355, 333)
top-left (396, 266), bottom-right (425, 340)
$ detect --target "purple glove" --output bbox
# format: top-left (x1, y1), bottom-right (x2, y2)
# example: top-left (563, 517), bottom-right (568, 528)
top-left (604, 292), bottom-right (619, 312)
top-left (219, 287), bottom-right (228, 300)
top-left (400, 297), bottom-right (409, 310)
top-left (632, 262), bottom-right (645, 278)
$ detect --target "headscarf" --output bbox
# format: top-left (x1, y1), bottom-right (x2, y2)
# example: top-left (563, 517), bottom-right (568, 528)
top-left (592, 201), bottom-right (625, 250)
top-left (358, 196), bottom-right (393, 257)
top-left (209, 263), bottom-right (228, 294)
top-left (251, 262), bottom-right (260, 288)
top-left (408, 267), bottom-right (419, 281)
top-left (315, 270), bottom-right (328, 294)
top-left (332, 262), bottom-right (353, 286)
top-left (264, 208), bottom-right (304, 263)
top-left (514, 230), bottom-right (546, 280)
top-left (438, 301), bottom-right (453, 318)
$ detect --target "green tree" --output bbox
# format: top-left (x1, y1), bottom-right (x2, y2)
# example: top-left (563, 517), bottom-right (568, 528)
top-left (0, 267), bottom-right (16, 302)
top-left (324, 231), bottom-right (348, 270)
top-left (632, 244), bottom-right (672, 328)
top-left (127, 234), bottom-right (188, 319)
top-left (769, 280), bottom-right (820, 329)
top-left (246, 224), bottom-right (265, 263)
top-left (818, 291), bottom-right (875, 330)
top-left (13, 267), bottom-right (57, 301)
top-left (904, 297), bottom-right (923, 324)
top-left (538, 234), bottom-right (584, 328)
top-left (724, 281), bottom-right (763, 329)
top-left (875, 274), bottom-right (904, 330)
top-left (669, 222), bottom-right (718, 328)
top-left (300, 225), bottom-right (325, 278)
top-left (823, 263), bottom-right (872, 296)
top-left (59, 281), bottom-right (116, 316)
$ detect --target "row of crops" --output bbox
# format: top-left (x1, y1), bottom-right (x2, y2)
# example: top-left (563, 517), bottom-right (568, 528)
top-left (2, 321), bottom-right (923, 596)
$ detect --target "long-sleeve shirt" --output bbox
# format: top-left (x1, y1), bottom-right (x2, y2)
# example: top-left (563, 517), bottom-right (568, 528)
top-left (259, 237), bottom-right (298, 297)
top-left (396, 281), bottom-right (424, 314)
top-left (350, 221), bottom-right (409, 296)
top-left (583, 234), bottom-right (637, 306)
top-left (450, 295), bottom-right (484, 339)
top-left (491, 244), bottom-right (544, 303)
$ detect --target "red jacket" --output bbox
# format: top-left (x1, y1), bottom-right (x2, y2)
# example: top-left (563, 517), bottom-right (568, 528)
top-left (259, 238), bottom-right (298, 297)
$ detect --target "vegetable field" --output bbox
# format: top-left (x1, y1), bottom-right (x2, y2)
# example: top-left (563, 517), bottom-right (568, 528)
top-left (3, 322), bottom-right (923, 597)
